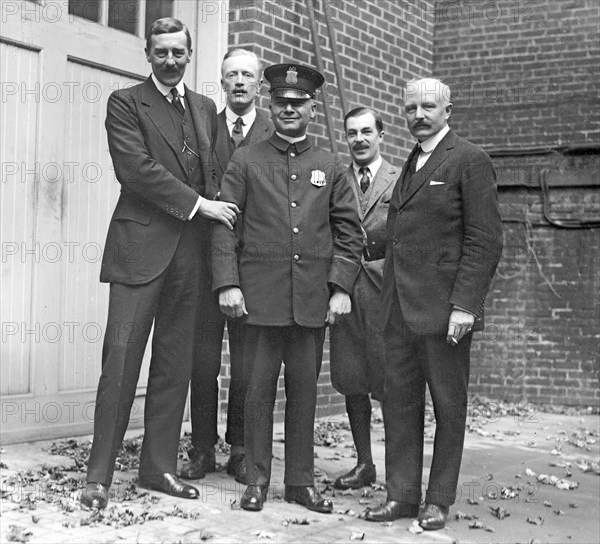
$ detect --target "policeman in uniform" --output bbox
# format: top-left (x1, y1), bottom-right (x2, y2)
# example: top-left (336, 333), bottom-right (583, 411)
top-left (211, 63), bottom-right (363, 513)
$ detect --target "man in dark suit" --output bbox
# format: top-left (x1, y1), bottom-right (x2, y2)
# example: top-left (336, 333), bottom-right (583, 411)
top-left (212, 64), bottom-right (363, 513)
top-left (330, 107), bottom-right (397, 491)
top-left (80, 18), bottom-right (239, 509)
top-left (181, 49), bottom-right (272, 484)
top-left (364, 78), bottom-right (503, 529)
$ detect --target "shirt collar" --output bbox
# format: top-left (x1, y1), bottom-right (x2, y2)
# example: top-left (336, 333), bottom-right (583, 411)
top-left (225, 106), bottom-right (256, 127)
top-left (419, 124), bottom-right (450, 153)
top-left (151, 73), bottom-right (186, 99)
top-left (275, 131), bottom-right (307, 144)
top-left (352, 155), bottom-right (382, 180)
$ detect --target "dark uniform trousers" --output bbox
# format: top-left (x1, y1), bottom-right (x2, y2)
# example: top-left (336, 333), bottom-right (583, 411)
top-left (243, 325), bottom-right (325, 487)
top-left (87, 216), bottom-right (206, 486)
top-left (382, 292), bottom-right (472, 507)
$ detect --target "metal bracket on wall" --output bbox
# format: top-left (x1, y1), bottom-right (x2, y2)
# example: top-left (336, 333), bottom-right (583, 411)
top-left (540, 170), bottom-right (600, 229)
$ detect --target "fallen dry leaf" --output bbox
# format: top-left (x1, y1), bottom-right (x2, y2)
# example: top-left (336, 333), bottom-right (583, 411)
top-left (408, 520), bottom-right (423, 534)
top-left (283, 517), bottom-right (309, 526)
top-left (350, 531), bottom-right (365, 540)
top-left (526, 516), bottom-right (544, 526)
top-left (455, 511), bottom-right (478, 520)
top-left (490, 506), bottom-right (510, 520)
top-left (251, 530), bottom-right (274, 539)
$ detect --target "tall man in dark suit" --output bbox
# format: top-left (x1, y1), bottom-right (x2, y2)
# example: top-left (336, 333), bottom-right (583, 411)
top-left (80, 18), bottom-right (239, 509)
top-left (330, 107), bottom-right (397, 491)
top-left (365, 78), bottom-right (503, 529)
top-left (212, 64), bottom-right (363, 513)
top-left (181, 49), bottom-right (272, 484)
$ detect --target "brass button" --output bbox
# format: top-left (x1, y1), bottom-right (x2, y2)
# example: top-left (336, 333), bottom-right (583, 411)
top-left (291, 202), bottom-right (297, 208)
top-left (291, 174), bottom-right (297, 181)
top-left (292, 227), bottom-right (299, 234)
top-left (293, 254), bottom-right (300, 261)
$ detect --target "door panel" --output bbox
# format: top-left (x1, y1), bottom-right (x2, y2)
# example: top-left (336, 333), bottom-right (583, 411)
top-left (0, 41), bottom-right (39, 397)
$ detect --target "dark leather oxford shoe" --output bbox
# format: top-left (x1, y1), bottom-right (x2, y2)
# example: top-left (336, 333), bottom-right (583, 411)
top-left (226, 453), bottom-right (247, 484)
top-left (418, 503), bottom-right (449, 530)
top-left (334, 463), bottom-right (376, 490)
top-left (240, 485), bottom-right (268, 511)
top-left (284, 485), bottom-right (333, 514)
top-left (179, 447), bottom-right (216, 480)
top-left (364, 500), bottom-right (419, 522)
top-left (139, 473), bottom-right (199, 499)
top-left (81, 482), bottom-right (109, 509)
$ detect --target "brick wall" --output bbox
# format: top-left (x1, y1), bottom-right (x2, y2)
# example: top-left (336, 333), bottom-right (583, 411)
top-left (434, 0), bottom-right (600, 407)
top-left (434, 0), bottom-right (600, 148)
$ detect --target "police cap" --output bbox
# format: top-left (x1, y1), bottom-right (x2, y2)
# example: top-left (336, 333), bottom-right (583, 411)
top-left (264, 63), bottom-right (325, 99)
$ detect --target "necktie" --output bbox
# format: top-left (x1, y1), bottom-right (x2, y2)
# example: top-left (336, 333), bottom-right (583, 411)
top-left (402, 145), bottom-right (421, 199)
top-left (408, 145), bottom-right (421, 176)
top-left (170, 88), bottom-right (185, 116)
top-left (359, 166), bottom-right (370, 193)
top-left (231, 117), bottom-right (245, 148)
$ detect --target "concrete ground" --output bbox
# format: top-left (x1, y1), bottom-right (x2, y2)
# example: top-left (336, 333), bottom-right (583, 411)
top-left (1, 406), bottom-right (598, 544)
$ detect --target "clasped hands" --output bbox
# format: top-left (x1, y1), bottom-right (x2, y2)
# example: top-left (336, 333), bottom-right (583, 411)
top-left (219, 286), bottom-right (351, 325)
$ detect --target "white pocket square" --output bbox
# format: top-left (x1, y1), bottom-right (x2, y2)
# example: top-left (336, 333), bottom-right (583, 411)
top-left (429, 180), bottom-right (445, 185)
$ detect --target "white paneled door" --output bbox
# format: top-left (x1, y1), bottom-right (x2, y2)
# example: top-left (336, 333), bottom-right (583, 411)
top-left (1, 0), bottom-right (227, 443)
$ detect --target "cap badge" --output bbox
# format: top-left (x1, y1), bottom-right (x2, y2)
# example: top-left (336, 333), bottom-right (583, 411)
top-left (310, 170), bottom-right (326, 186)
top-left (286, 67), bottom-right (298, 84)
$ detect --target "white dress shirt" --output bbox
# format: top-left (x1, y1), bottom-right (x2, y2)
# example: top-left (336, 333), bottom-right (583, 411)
top-left (225, 107), bottom-right (256, 138)
top-left (352, 155), bottom-right (383, 188)
top-left (416, 124), bottom-right (450, 171)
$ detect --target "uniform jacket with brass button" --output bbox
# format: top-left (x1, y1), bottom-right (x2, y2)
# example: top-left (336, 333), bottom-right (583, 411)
top-left (380, 129), bottom-right (503, 333)
top-left (212, 133), bottom-right (363, 328)
top-left (100, 76), bottom-right (217, 285)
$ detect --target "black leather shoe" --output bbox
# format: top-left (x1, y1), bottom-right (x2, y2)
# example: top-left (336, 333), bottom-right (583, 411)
top-left (364, 500), bottom-right (419, 522)
top-left (240, 485), bottom-right (268, 511)
top-left (284, 485), bottom-right (333, 514)
top-left (334, 463), bottom-right (376, 490)
top-left (226, 453), bottom-right (247, 484)
top-left (179, 447), bottom-right (216, 480)
top-left (81, 482), bottom-right (109, 509)
top-left (418, 503), bottom-right (449, 530)
top-left (139, 473), bottom-right (199, 499)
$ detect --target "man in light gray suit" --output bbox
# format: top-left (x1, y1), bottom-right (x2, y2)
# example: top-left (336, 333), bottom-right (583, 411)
top-left (330, 107), bottom-right (397, 491)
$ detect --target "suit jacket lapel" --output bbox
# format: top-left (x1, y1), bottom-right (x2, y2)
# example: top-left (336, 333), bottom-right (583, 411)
top-left (214, 111), bottom-right (231, 175)
top-left (395, 145), bottom-right (419, 208)
top-left (364, 161), bottom-right (396, 217)
top-left (246, 110), bottom-right (271, 146)
top-left (141, 77), bottom-right (186, 172)
top-left (400, 132), bottom-right (455, 207)
top-left (185, 86), bottom-right (211, 151)
top-left (346, 164), bottom-right (363, 220)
